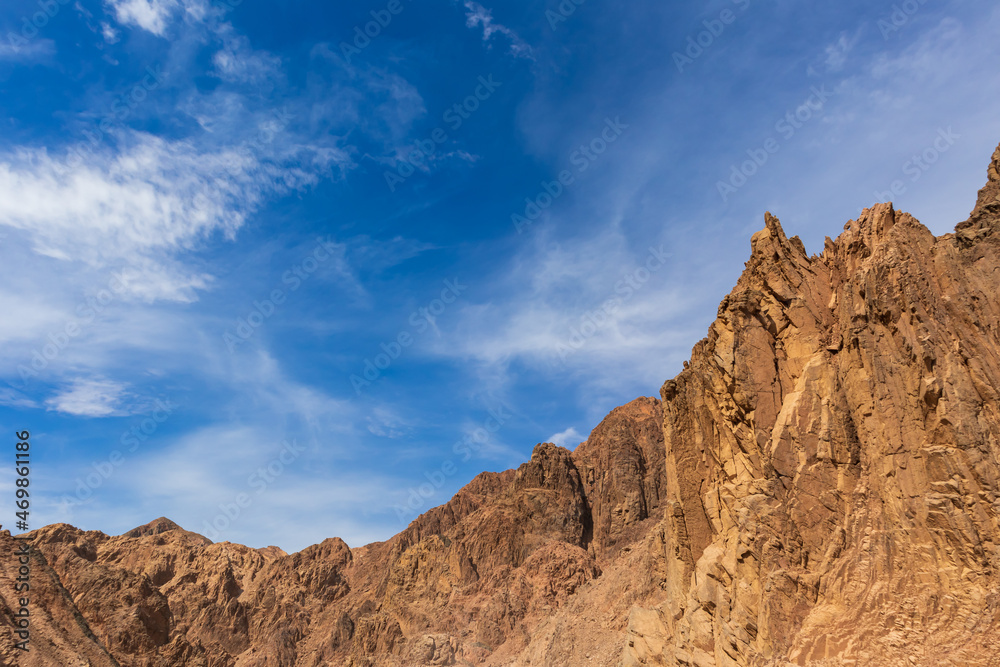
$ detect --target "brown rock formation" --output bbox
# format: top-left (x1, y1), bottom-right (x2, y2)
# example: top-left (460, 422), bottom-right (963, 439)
top-left (2, 142), bottom-right (1000, 666)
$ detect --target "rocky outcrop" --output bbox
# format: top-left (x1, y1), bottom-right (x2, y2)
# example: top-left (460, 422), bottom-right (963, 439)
top-left (637, 149), bottom-right (1000, 667)
top-left (574, 396), bottom-right (667, 560)
top-left (963, 141), bottom-right (1000, 233)
top-left (2, 142), bottom-right (1000, 666)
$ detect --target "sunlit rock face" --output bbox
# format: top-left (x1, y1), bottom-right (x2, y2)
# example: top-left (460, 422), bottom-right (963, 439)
top-left (2, 142), bottom-right (999, 667)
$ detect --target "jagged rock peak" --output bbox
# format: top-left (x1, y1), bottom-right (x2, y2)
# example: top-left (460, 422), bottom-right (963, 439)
top-left (965, 139), bottom-right (1000, 228)
top-left (750, 211), bottom-right (808, 262)
top-left (988, 141), bottom-right (1000, 182)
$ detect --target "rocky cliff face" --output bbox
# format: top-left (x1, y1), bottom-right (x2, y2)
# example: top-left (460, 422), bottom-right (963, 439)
top-left (2, 143), bottom-right (999, 666)
top-left (644, 143), bottom-right (1000, 667)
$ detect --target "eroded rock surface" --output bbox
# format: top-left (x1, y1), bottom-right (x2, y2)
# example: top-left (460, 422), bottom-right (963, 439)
top-left (2, 143), bottom-right (1000, 666)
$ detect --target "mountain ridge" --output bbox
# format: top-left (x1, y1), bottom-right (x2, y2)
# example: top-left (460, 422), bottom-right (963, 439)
top-left (2, 140), bottom-right (999, 666)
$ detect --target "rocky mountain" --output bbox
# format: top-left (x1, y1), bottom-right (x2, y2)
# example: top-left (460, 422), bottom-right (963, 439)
top-left (2, 141), bottom-right (999, 666)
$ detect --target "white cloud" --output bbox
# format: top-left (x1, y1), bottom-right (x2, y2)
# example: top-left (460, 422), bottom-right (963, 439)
top-left (0, 387), bottom-right (38, 410)
top-left (547, 426), bottom-right (584, 448)
top-left (0, 39), bottom-right (56, 61)
top-left (463, 1), bottom-right (533, 59)
top-left (0, 131), bottom-right (349, 303)
top-left (413, 221), bottom-right (702, 426)
top-left (779, 9), bottom-right (1000, 236)
top-left (369, 70), bottom-right (428, 142)
top-left (39, 369), bottom-right (393, 549)
top-left (212, 25), bottom-right (283, 86)
top-left (367, 408), bottom-right (408, 439)
top-left (0, 288), bottom-right (67, 345)
top-left (101, 22), bottom-right (121, 44)
top-left (33, 348), bottom-right (372, 546)
top-left (46, 378), bottom-right (127, 417)
top-left (106, 0), bottom-right (179, 36)
top-left (433, 227), bottom-right (691, 368)
top-left (200, 349), bottom-right (356, 441)
top-left (822, 30), bottom-right (861, 72)
top-left (347, 235), bottom-right (438, 274)
top-left (104, 0), bottom-right (212, 35)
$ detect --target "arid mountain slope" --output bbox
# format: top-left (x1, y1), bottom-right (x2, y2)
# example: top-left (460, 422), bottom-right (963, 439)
top-left (2, 143), bottom-right (999, 666)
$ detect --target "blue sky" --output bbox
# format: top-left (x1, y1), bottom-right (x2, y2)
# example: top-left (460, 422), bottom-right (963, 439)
top-left (0, 0), bottom-right (997, 552)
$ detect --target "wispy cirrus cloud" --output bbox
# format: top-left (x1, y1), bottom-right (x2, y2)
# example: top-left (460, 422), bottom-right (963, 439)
top-left (0, 39), bottom-right (56, 61)
top-left (0, 131), bottom-right (350, 303)
top-left (463, 1), bottom-right (533, 59)
top-left (212, 25), bottom-right (284, 86)
top-left (822, 29), bottom-right (862, 72)
top-left (0, 387), bottom-right (39, 410)
top-left (45, 378), bottom-right (128, 417)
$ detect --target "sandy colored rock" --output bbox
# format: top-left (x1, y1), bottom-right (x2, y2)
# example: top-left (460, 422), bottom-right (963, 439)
top-left (2, 142), bottom-right (1000, 666)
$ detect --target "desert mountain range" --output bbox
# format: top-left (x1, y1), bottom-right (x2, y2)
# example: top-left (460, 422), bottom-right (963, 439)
top-left (2, 141), bottom-right (1000, 666)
